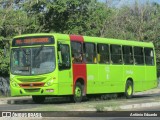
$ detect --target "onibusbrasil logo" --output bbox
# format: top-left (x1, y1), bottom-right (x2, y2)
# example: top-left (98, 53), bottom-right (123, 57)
top-left (1, 112), bottom-right (42, 118)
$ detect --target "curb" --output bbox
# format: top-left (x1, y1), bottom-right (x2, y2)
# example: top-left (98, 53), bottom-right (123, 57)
top-left (1, 97), bottom-right (160, 111)
top-left (119, 102), bottom-right (160, 110)
top-left (101, 101), bottom-right (160, 111)
top-left (0, 97), bottom-right (32, 105)
top-left (8, 98), bottom-right (33, 104)
top-left (0, 88), bottom-right (160, 111)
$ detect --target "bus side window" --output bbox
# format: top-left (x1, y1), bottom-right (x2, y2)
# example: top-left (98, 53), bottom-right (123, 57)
top-left (58, 44), bottom-right (71, 70)
top-left (71, 42), bottom-right (82, 63)
top-left (122, 46), bottom-right (133, 65)
top-left (97, 43), bottom-right (109, 64)
top-left (144, 48), bottom-right (154, 66)
top-left (83, 43), bottom-right (97, 64)
top-left (110, 45), bottom-right (122, 64)
top-left (134, 47), bottom-right (144, 65)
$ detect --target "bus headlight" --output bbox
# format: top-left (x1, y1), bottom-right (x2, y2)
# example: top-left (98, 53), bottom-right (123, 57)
top-left (11, 81), bottom-right (19, 87)
top-left (44, 79), bottom-right (54, 86)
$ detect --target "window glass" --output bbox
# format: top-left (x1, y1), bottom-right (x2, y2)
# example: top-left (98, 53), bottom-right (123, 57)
top-left (11, 47), bottom-right (55, 75)
top-left (97, 44), bottom-right (109, 64)
top-left (83, 43), bottom-right (97, 63)
top-left (134, 47), bottom-right (144, 65)
top-left (71, 42), bottom-right (82, 63)
top-left (144, 48), bottom-right (154, 65)
top-left (110, 45), bottom-right (122, 64)
top-left (123, 46), bottom-right (133, 64)
top-left (58, 44), bottom-right (71, 69)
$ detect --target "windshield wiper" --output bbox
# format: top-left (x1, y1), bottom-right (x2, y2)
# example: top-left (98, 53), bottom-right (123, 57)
top-left (19, 47), bottom-right (30, 56)
top-left (34, 45), bottom-right (44, 57)
top-left (19, 47), bottom-right (27, 56)
top-left (19, 47), bottom-right (31, 66)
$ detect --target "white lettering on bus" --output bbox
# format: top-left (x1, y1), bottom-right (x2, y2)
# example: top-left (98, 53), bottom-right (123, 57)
top-left (106, 74), bottom-right (110, 80)
top-left (126, 70), bottom-right (133, 74)
top-left (87, 75), bottom-right (94, 80)
top-left (105, 66), bottom-right (110, 72)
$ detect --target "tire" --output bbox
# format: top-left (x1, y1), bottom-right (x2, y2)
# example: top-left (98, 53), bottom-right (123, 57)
top-left (125, 80), bottom-right (133, 99)
top-left (72, 82), bottom-right (83, 103)
top-left (32, 95), bottom-right (45, 104)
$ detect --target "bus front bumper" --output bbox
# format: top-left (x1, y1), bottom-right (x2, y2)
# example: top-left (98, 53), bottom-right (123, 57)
top-left (10, 84), bottom-right (58, 96)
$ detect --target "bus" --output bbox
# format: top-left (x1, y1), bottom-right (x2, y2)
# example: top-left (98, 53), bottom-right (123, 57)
top-left (10, 33), bottom-right (158, 103)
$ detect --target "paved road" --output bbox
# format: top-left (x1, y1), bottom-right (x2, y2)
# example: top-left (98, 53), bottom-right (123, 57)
top-left (0, 93), bottom-right (160, 120)
top-left (0, 92), bottom-right (160, 111)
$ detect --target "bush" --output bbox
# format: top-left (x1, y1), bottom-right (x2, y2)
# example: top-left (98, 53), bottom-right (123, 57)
top-left (0, 48), bottom-right (9, 76)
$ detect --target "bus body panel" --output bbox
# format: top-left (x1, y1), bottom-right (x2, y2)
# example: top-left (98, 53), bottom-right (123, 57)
top-left (144, 66), bottom-right (157, 90)
top-left (10, 72), bottom-right (59, 96)
top-left (109, 65), bottom-right (124, 93)
top-left (97, 64), bottom-right (111, 93)
top-left (86, 64), bottom-right (99, 94)
top-left (56, 35), bottom-right (73, 95)
top-left (70, 35), bottom-right (87, 95)
top-left (72, 64), bottom-right (87, 94)
top-left (132, 66), bottom-right (145, 92)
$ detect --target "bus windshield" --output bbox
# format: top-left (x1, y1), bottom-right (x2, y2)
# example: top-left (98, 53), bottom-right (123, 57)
top-left (11, 46), bottom-right (55, 75)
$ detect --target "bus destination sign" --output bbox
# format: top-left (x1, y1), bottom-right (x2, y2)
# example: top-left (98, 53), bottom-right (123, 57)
top-left (12, 36), bottom-right (54, 46)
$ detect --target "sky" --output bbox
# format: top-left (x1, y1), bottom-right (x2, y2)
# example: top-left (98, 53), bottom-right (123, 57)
top-left (98, 0), bottom-right (160, 7)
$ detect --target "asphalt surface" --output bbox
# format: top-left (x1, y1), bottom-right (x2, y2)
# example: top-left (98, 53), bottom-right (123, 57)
top-left (0, 88), bottom-right (160, 111)
top-left (0, 89), bottom-right (160, 119)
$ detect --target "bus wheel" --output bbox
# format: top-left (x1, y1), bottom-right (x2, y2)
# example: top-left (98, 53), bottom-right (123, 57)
top-left (125, 80), bottom-right (133, 99)
top-left (32, 95), bottom-right (45, 104)
top-left (73, 82), bottom-right (83, 103)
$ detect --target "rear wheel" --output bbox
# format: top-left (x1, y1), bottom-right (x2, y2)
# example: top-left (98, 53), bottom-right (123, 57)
top-left (125, 80), bottom-right (133, 99)
top-left (32, 95), bottom-right (45, 104)
top-left (72, 82), bottom-right (83, 103)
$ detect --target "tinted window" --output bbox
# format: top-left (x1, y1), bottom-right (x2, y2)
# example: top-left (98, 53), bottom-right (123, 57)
top-left (71, 42), bottom-right (82, 63)
top-left (58, 44), bottom-right (71, 69)
top-left (97, 44), bottom-right (109, 64)
top-left (110, 45), bottom-right (122, 64)
top-left (83, 43), bottom-right (97, 64)
top-left (134, 47), bottom-right (144, 65)
top-left (144, 48), bottom-right (154, 65)
top-left (123, 46), bottom-right (133, 64)
top-left (11, 47), bottom-right (55, 75)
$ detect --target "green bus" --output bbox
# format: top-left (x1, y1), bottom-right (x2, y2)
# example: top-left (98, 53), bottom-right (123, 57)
top-left (10, 33), bottom-right (158, 103)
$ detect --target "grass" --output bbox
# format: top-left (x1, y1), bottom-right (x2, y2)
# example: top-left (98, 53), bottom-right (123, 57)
top-left (95, 104), bottom-right (105, 112)
top-left (94, 101), bottom-right (119, 111)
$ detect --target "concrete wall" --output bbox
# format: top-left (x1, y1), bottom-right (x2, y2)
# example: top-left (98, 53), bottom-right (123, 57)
top-left (0, 77), bottom-right (10, 96)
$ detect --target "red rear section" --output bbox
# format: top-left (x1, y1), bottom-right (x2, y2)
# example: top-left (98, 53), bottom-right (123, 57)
top-left (69, 35), bottom-right (87, 95)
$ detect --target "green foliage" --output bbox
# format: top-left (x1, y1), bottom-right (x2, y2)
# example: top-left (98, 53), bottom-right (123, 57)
top-left (0, 45), bottom-right (9, 76)
top-left (0, 0), bottom-right (160, 76)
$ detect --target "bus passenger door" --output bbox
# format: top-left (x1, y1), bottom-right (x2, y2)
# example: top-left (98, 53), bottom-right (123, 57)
top-left (57, 41), bottom-right (72, 95)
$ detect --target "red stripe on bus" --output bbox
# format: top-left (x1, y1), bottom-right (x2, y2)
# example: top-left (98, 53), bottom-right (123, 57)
top-left (69, 35), bottom-right (87, 95)
top-left (70, 35), bottom-right (84, 42)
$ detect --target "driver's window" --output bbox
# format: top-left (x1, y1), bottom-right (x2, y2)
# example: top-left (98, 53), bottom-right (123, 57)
top-left (58, 44), bottom-right (71, 70)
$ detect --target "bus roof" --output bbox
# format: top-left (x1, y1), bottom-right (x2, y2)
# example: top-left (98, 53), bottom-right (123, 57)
top-left (83, 36), bottom-right (154, 48)
top-left (13, 33), bottom-right (154, 48)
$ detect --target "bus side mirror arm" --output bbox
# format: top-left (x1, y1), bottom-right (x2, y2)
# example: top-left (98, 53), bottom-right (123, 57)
top-left (58, 42), bottom-right (63, 65)
top-left (58, 51), bottom-right (62, 64)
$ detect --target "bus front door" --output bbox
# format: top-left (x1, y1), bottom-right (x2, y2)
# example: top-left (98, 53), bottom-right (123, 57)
top-left (57, 41), bottom-right (72, 95)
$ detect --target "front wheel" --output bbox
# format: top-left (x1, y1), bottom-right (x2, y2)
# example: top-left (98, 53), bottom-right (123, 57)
top-left (72, 82), bottom-right (83, 103)
top-left (32, 95), bottom-right (45, 104)
top-left (125, 80), bottom-right (133, 99)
